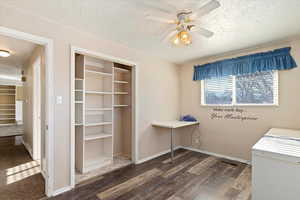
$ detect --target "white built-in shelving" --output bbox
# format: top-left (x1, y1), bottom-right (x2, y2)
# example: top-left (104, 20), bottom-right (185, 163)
top-left (0, 86), bottom-right (16, 126)
top-left (73, 53), bottom-right (133, 181)
top-left (74, 54), bottom-right (114, 174)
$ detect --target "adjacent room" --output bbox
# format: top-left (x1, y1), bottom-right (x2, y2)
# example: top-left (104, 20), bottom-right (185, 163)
top-left (0, 0), bottom-right (300, 200)
top-left (0, 35), bottom-right (46, 199)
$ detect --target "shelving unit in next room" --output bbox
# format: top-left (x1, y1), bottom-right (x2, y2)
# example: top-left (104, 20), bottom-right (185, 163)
top-left (74, 54), bottom-right (113, 173)
top-left (0, 85), bottom-right (16, 126)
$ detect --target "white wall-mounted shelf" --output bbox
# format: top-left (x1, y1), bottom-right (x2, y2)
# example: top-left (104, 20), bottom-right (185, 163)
top-left (85, 132), bottom-right (112, 141)
top-left (114, 105), bottom-right (129, 108)
top-left (86, 91), bottom-right (112, 95)
top-left (85, 70), bottom-right (112, 77)
top-left (114, 80), bottom-right (128, 84)
top-left (85, 122), bottom-right (112, 127)
top-left (114, 92), bottom-right (128, 95)
top-left (86, 108), bottom-right (112, 111)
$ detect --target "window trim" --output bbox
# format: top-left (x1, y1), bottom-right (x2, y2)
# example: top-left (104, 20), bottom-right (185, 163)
top-left (200, 71), bottom-right (279, 107)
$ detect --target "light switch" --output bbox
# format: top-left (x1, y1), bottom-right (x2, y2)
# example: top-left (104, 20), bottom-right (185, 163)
top-left (56, 96), bottom-right (63, 104)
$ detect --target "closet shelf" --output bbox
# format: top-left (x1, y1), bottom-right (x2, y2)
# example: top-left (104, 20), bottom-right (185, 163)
top-left (85, 132), bottom-right (112, 141)
top-left (0, 104), bottom-right (15, 106)
top-left (0, 89), bottom-right (15, 91)
top-left (85, 70), bottom-right (112, 77)
top-left (114, 80), bottom-right (128, 84)
top-left (114, 105), bottom-right (129, 108)
top-left (75, 89), bottom-right (83, 92)
top-left (85, 91), bottom-right (113, 95)
top-left (113, 67), bottom-right (130, 72)
top-left (85, 61), bottom-right (105, 69)
top-left (0, 109), bottom-right (15, 111)
top-left (86, 112), bottom-right (104, 116)
top-left (75, 101), bottom-right (83, 104)
top-left (75, 123), bottom-right (83, 126)
top-left (0, 114), bottom-right (15, 116)
top-left (114, 92), bottom-right (128, 95)
top-left (75, 78), bottom-right (84, 81)
top-left (86, 108), bottom-right (112, 111)
top-left (85, 122), bottom-right (112, 127)
top-left (0, 94), bottom-right (15, 96)
top-left (0, 118), bottom-right (15, 120)
top-left (0, 123), bottom-right (16, 126)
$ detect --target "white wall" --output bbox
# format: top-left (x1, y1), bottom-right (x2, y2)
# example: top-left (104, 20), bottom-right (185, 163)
top-left (0, 4), bottom-right (180, 191)
top-left (179, 40), bottom-right (300, 161)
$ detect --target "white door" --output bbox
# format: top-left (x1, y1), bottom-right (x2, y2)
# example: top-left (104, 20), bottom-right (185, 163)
top-left (33, 57), bottom-right (41, 161)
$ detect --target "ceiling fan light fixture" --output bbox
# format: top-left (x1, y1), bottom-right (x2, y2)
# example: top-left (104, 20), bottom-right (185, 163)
top-left (0, 50), bottom-right (10, 57)
top-left (179, 31), bottom-right (192, 45)
top-left (172, 35), bottom-right (180, 45)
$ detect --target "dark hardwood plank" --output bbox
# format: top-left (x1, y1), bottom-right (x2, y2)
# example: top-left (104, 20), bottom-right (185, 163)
top-left (51, 149), bottom-right (251, 200)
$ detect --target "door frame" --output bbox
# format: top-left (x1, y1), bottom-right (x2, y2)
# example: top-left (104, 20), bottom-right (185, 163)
top-left (70, 46), bottom-right (139, 188)
top-left (0, 26), bottom-right (55, 196)
top-left (33, 56), bottom-right (41, 161)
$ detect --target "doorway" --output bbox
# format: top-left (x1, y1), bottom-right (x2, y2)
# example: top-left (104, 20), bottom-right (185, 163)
top-left (0, 26), bottom-right (54, 197)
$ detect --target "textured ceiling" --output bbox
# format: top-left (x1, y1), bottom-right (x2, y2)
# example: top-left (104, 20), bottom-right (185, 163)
top-left (2, 0), bottom-right (300, 63)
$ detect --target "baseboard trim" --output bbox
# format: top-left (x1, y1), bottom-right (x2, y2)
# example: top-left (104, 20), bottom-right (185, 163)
top-left (22, 139), bottom-right (34, 159)
top-left (180, 146), bottom-right (251, 165)
top-left (52, 186), bottom-right (73, 196)
top-left (136, 146), bottom-right (181, 164)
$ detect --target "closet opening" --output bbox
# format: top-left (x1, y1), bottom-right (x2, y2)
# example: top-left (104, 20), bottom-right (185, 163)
top-left (70, 47), bottom-right (137, 186)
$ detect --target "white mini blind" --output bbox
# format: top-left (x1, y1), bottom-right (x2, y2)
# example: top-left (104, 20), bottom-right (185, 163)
top-left (202, 71), bottom-right (278, 106)
top-left (204, 76), bottom-right (233, 105)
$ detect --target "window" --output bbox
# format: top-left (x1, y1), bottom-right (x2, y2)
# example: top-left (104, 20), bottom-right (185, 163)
top-left (201, 71), bottom-right (278, 106)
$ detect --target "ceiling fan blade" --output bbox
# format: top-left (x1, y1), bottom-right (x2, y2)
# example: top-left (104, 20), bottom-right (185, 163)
top-left (138, 1), bottom-right (175, 15)
top-left (191, 0), bottom-right (220, 19)
top-left (145, 14), bottom-right (176, 24)
top-left (162, 29), bottom-right (178, 43)
top-left (191, 27), bottom-right (214, 38)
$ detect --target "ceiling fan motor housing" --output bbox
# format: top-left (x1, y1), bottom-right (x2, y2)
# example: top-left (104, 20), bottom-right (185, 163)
top-left (177, 10), bottom-right (193, 24)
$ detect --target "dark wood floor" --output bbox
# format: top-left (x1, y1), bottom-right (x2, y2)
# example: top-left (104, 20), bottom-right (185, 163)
top-left (52, 149), bottom-right (251, 200)
top-left (0, 136), bottom-right (45, 200)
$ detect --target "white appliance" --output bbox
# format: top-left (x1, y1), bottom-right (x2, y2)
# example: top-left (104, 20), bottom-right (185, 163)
top-left (252, 128), bottom-right (300, 200)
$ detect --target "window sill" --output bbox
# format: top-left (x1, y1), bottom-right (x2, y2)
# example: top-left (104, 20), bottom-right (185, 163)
top-left (201, 104), bottom-right (279, 107)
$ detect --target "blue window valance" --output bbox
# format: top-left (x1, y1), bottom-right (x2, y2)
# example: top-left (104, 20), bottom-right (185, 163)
top-left (193, 47), bottom-right (297, 81)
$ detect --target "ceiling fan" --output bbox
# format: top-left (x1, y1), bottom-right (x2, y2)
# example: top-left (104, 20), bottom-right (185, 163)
top-left (144, 0), bottom-right (220, 46)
